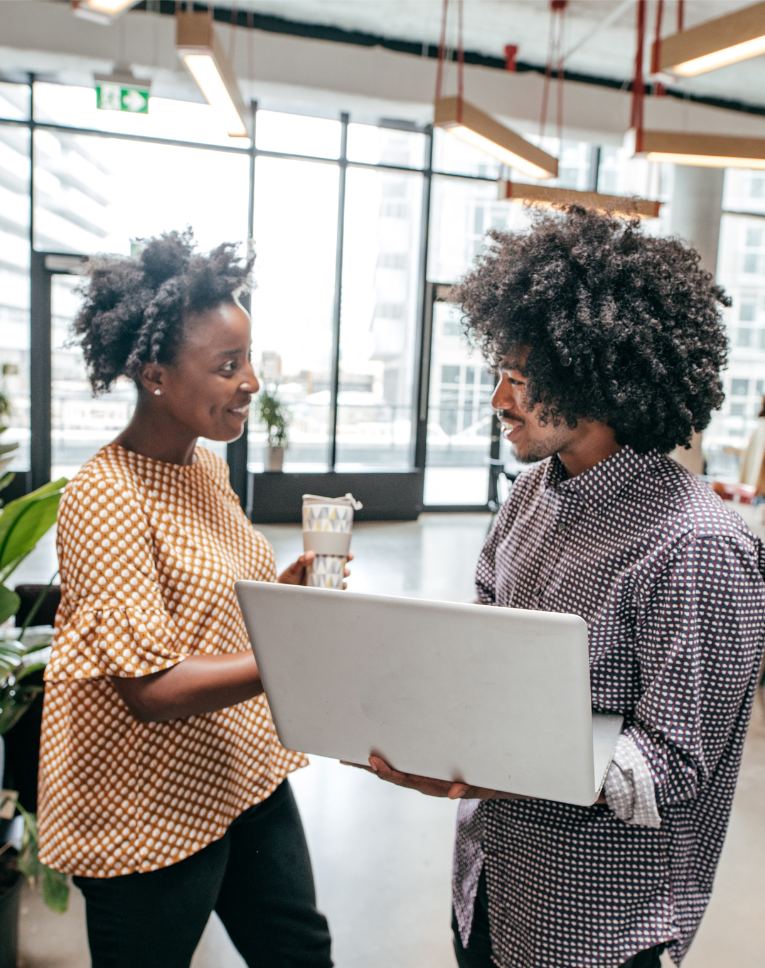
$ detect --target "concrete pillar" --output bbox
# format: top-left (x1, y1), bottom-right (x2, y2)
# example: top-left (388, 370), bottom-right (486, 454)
top-left (668, 165), bottom-right (725, 475)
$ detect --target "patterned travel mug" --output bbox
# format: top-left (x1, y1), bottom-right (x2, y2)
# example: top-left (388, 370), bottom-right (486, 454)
top-left (302, 493), bottom-right (362, 589)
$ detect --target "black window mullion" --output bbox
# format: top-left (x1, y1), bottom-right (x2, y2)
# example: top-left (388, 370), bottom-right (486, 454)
top-left (413, 127), bottom-right (434, 475)
top-left (328, 112), bottom-right (349, 470)
top-left (227, 100), bottom-right (257, 510)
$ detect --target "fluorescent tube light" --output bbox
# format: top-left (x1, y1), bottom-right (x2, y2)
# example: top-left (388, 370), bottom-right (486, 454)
top-left (632, 130), bottom-right (765, 170)
top-left (176, 12), bottom-right (249, 139)
top-left (655, 1), bottom-right (765, 77)
top-left (499, 181), bottom-right (660, 219)
top-left (434, 97), bottom-right (558, 180)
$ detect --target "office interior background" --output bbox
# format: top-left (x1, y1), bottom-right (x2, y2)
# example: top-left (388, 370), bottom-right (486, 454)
top-left (1, 1), bottom-right (765, 966)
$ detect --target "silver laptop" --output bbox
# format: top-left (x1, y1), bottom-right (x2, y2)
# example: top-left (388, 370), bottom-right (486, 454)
top-left (235, 582), bottom-right (623, 806)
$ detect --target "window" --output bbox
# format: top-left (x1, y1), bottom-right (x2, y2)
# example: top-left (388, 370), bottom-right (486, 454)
top-left (0, 82), bottom-right (29, 121)
top-left (428, 176), bottom-right (513, 284)
top-left (377, 253), bottom-right (407, 269)
top-left (346, 124), bottom-right (426, 168)
top-left (33, 130), bottom-right (249, 256)
top-left (380, 202), bottom-right (409, 218)
top-left (249, 157), bottom-right (339, 472)
top-left (375, 303), bottom-right (406, 319)
top-left (0, 125), bottom-right (30, 472)
top-left (740, 302), bottom-right (757, 321)
top-left (255, 110), bottom-right (341, 159)
top-left (335, 166), bottom-right (423, 470)
top-left (737, 328), bottom-right (752, 347)
top-left (4, 76), bottom-right (516, 507)
top-left (743, 253), bottom-right (761, 274)
top-left (731, 379), bottom-right (749, 396)
top-left (746, 226), bottom-right (763, 248)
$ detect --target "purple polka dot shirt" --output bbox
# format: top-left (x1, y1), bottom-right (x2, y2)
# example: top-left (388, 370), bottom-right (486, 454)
top-left (453, 446), bottom-right (765, 967)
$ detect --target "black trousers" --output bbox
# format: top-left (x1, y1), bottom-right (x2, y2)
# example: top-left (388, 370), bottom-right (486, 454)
top-left (453, 872), bottom-right (665, 968)
top-left (74, 780), bottom-right (332, 968)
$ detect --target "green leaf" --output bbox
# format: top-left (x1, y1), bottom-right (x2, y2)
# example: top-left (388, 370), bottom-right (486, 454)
top-left (0, 442), bottom-right (18, 457)
top-left (0, 583), bottom-right (20, 624)
top-left (0, 480), bottom-right (66, 567)
top-left (0, 471), bottom-right (15, 498)
top-left (0, 492), bottom-right (62, 573)
top-left (11, 801), bottom-right (69, 913)
top-left (41, 866), bottom-right (69, 913)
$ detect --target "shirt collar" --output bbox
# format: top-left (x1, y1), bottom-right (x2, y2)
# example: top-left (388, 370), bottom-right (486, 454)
top-left (541, 445), bottom-right (660, 509)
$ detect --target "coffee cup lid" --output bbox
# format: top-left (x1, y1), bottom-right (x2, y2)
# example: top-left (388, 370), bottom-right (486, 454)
top-left (302, 492), bottom-right (363, 510)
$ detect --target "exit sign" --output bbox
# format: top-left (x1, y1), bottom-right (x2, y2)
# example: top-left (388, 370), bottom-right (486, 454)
top-left (96, 82), bottom-right (149, 114)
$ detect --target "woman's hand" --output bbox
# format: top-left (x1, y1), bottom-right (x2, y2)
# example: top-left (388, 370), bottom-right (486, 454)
top-left (342, 755), bottom-right (530, 801)
top-left (277, 552), bottom-right (353, 589)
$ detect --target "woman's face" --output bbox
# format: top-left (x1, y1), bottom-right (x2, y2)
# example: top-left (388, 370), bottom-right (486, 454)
top-left (145, 301), bottom-right (259, 442)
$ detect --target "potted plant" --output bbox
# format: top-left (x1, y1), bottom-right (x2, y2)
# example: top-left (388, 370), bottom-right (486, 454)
top-left (0, 476), bottom-right (69, 964)
top-left (257, 390), bottom-right (290, 472)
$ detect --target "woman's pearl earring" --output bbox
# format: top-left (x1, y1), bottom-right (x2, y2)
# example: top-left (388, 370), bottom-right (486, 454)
top-left (154, 389), bottom-right (161, 396)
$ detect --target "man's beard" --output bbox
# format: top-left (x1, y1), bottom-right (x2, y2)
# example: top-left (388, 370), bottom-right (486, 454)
top-left (500, 412), bottom-right (572, 464)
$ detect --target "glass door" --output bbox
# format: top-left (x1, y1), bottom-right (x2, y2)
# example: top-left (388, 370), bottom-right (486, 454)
top-left (423, 289), bottom-right (495, 507)
top-left (51, 273), bottom-right (136, 480)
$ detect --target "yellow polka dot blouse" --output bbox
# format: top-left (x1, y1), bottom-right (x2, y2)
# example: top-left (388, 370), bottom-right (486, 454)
top-left (37, 443), bottom-right (307, 878)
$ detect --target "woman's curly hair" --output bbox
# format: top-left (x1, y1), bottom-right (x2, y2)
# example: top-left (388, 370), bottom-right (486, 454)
top-left (72, 229), bottom-right (253, 394)
top-left (452, 205), bottom-right (730, 454)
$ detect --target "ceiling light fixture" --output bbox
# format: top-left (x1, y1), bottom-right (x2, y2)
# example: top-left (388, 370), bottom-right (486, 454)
top-left (434, 97), bottom-right (558, 180)
top-left (72, 0), bottom-right (139, 24)
top-left (176, 10), bottom-right (249, 138)
top-left (499, 181), bottom-right (660, 219)
top-left (654, 1), bottom-right (765, 77)
top-left (432, 0), bottom-right (558, 180)
top-left (632, 130), bottom-right (765, 170)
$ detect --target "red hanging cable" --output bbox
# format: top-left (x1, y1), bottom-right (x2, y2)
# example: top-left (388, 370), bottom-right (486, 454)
top-left (539, 7), bottom-right (555, 138)
top-left (457, 0), bottom-right (464, 123)
top-left (651, 0), bottom-right (664, 74)
top-left (435, 0), bottom-right (449, 102)
top-left (631, 0), bottom-right (647, 153)
top-left (540, 2), bottom-right (567, 143)
top-left (677, 0), bottom-right (685, 33)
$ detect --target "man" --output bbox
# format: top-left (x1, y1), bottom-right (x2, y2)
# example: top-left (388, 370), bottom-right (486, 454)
top-left (364, 207), bottom-right (765, 967)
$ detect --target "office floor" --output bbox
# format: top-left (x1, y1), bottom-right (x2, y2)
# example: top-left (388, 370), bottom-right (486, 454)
top-left (11, 510), bottom-right (765, 968)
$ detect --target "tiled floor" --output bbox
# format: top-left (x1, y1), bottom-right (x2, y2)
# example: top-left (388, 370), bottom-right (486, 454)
top-left (12, 509), bottom-right (765, 967)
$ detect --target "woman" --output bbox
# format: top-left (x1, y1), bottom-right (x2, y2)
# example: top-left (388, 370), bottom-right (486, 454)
top-left (37, 231), bottom-right (337, 968)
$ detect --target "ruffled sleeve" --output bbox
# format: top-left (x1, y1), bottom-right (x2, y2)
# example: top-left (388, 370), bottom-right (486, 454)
top-left (46, 476), bottom-right (185, 681)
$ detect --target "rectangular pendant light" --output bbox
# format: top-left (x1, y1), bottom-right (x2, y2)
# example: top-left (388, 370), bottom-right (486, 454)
top-left (655, 1), bottom-right (765, 76)
top-left (633, 130), bottom-right (765, 170)
top-left (176, 11), bottom-right (249, 139)
top-left (499, 181), bottom-right (660, 219)
top-left (434, 97), bottom-right (558, 180)
top-left (72, 0), bottom-right (138, 23)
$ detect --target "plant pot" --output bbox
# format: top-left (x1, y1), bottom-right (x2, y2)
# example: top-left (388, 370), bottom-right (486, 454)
top-left (0, 863), bottom-right (21, 968)
top-left (266, 446), bottom-right (284, 472)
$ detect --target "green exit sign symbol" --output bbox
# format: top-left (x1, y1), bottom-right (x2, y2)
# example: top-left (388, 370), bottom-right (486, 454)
top-left (96, 83), bottom-right (149, 114)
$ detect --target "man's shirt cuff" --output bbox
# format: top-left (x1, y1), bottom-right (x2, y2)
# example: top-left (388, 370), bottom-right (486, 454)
top-left (604, 733), bottom-right (661, 828)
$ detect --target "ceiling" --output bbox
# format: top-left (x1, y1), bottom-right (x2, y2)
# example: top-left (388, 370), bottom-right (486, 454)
top-left (210, 0), bottom-right (765, 109)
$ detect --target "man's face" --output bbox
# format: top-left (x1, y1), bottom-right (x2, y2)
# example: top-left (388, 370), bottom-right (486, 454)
top-left (491, 348), bottom-right (575, 464)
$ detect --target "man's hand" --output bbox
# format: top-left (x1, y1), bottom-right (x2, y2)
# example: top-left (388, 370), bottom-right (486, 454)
top-left (277, 552), bottom-right (353, 588)
top-left (343, 755), bottom-right (531, 802)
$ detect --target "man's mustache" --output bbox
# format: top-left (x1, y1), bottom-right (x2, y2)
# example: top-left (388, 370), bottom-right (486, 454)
top-left (496, 410), bottom-right (524, 423)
